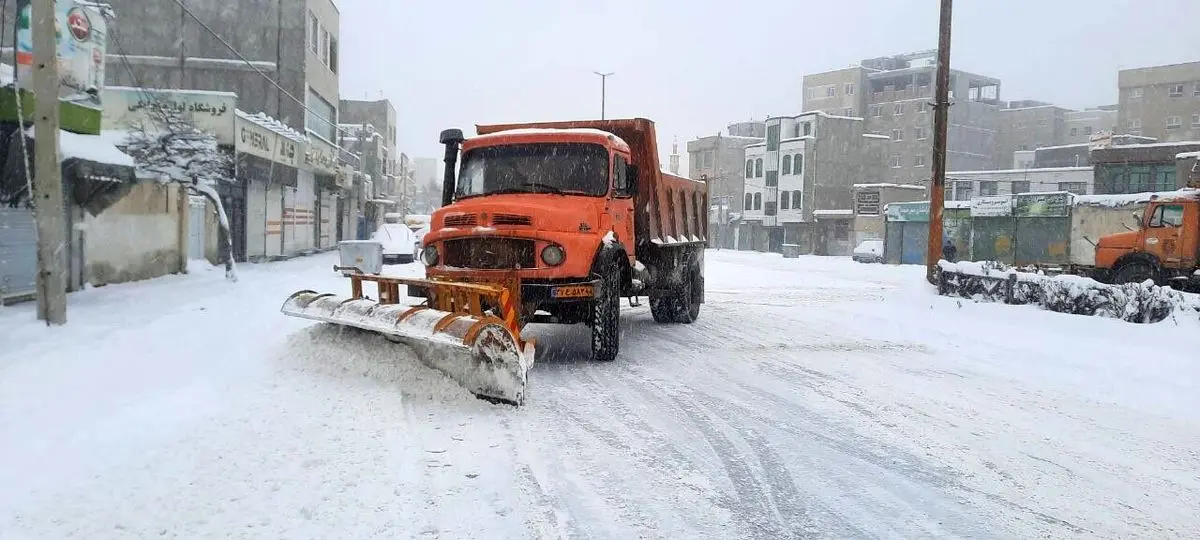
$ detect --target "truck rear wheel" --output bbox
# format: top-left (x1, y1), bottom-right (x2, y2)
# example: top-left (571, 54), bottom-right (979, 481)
top-left (591, 259), bottom-right (621, 362)
top-left (650, 269), bottom-right (701, 324)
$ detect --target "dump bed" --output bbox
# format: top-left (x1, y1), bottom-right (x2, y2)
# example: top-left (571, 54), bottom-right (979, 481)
top-left (476, 118), bottom-right (707, 250)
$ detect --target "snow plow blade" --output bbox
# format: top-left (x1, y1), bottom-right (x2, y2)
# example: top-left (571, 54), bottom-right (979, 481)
top-left (281, 276), bottom-right (535, 405)
top-left (935, 260), bottom-right (1196, 323)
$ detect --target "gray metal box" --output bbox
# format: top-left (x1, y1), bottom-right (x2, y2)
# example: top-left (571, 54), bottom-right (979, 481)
top-left (338, 240), bottom-right (383, 275)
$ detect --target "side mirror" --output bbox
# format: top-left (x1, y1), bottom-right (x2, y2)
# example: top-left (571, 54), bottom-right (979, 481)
top-left (1131, 211), bottom-right (1143, 228)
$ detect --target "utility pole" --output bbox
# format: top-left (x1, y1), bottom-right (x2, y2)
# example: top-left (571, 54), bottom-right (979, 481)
top-left (32, 0), bottom-right (67, 324)
top-left (925, 0), bottom-right (953, 284)
top-left (593, 71), bottom-right (614, 120)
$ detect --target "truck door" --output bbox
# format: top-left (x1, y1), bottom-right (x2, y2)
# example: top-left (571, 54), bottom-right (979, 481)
top-left (611, 153), bottom-right (636, 258)
top-left (1179, 202), bottom-right (1200, 269)
top-left (1143, 202), bottom-right (1188, 268)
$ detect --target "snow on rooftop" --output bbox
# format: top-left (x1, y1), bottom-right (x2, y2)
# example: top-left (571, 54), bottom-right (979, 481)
top-left (1098, 140), bottom-right (1200, 150)
top-left (780, 136), bottom-right (812, 143)
top-left (853, 183), bottom-right (926, 190)
top-left (813, 209), bottom-right (853, 216)
top-left (863, 134), bottom-right (892, 140)
top-left (1178, 151), bottom-right (1200, 159)
top-left (26, 126), bottom-right (135, 167)
top-left (1073, 189), bottom-right (1200, 208)
top-left (236, 109), bottom-right (307, 143)
top-left (946, 166), bottom-right (1093, 176)
top-left (945, 200), bottom-right (971, 209)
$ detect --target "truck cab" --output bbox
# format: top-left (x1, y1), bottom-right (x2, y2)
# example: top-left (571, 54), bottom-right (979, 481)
top-left (1096, 194), bottom-right (1200, 288)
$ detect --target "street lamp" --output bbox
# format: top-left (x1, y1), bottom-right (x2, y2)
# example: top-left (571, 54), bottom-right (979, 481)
top-left (593, 71), bottom-right (614, 120)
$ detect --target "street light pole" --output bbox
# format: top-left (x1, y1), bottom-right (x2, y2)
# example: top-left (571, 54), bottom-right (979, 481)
top-left (593, 71), bottom-right (614, 120)
top-left (32, 0), bottom-right (67, 325)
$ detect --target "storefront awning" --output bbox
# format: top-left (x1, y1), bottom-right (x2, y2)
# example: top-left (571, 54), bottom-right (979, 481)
top-left (368, 198), bottom-right (397, 206)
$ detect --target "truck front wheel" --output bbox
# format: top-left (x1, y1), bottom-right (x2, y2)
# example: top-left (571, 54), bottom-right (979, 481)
top-left (1113, 261), bottom-right (1157, 285)
top-left (591, 259), bottom-right (621, 362)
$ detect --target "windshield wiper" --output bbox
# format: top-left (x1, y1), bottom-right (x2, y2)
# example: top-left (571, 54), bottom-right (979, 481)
top-left (519, 182), bottom-right (564, 194)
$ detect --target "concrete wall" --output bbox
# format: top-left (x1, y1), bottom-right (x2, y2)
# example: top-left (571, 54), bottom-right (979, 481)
top-left (85, 183), bottom-right (185, 286)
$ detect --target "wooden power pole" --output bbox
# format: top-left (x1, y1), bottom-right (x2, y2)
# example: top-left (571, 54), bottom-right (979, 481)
top-left (926, 0), bottom-right (953, 284)
top-left (32, 0), bottom-right (67, 324)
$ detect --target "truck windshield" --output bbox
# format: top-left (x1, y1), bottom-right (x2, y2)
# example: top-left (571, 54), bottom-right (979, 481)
top-left (456, 143), bottom-right (609, 198)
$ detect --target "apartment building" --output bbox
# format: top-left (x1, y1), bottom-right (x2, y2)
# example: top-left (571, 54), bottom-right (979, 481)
top-left (1118, 61), bottom-right (1200, 142)
top-left (803, 51), bottom-right (1003, 185)
top-left (739, 112), bottom-right (886, 254)
top-left (995, 101), bottom-right (1069, 165)
top-left (687, 126), bottom-right (764, 249)
top-left (1063, 107), bottom-right (1118, 144)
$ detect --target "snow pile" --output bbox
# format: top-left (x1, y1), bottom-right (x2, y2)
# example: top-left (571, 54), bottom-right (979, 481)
top-left (25, 126), bottom-right (135, 167)
top-left (1073, 188), bottom-right (1200, 208)
top-left (236, 109), bottom-right (308, 142)
top-left (937, 260), bottom-right (1200, 323)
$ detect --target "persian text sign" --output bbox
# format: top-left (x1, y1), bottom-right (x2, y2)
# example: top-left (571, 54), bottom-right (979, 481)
top-left (235, 114), bottom-right (299, 168)
top-left (1014, 192), bottom-right (1071, 218)
top-left (304, 136), bottom-right (339, 175)
top-left (970, 195), bottom-right (1013, 217)
top-left (103, 87), bottom-right (236, 144)
top-left (885, 201), bottom-right (929, 222)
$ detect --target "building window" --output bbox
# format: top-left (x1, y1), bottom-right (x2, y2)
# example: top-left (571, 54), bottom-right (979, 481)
top-left (802, 122), bottom-right (811, 136)
top-left (870, 105), bottom-right (882, 117)
top-left (1195, 84), bottom-right (1200, 97)
top-left (889, 155), bottom-right (902, 168)
top-left (328, 36), bottom-right (339, 73)
top-left (702, 150), bottom-right (714, 169)
top-left (781, 155), bottom-right (792, 175)
top-left (913, 155), bottom-right (926, 167)
top-left (793, 154), bottom-right (803, 176)
top-left (1070, 127), bottom-right (1078, 136)
top-left (844, 108), bottom-right (854, 117)
top-left (1130, 88), bottom-right (1144, 99)
top-left (1058, 182), bottom-right (1087, 195)
top-left (755, 158), bottom-right (763, 177)
top-left (954, 181), bottom-right (973, 201)
top-left (753, 192), bottom-right (762, 210)
top-left (1011, 181), bottom-right (1030, 194)
top-left (891, 128), bottom-right (903, 141)
top-left (320, 27), bottom-right (330, 65)
top-left (918, 101), bottom-right (928, 113)
top-left (826, 86), bottom-right (836, 97)
top-left (765, 171), bottom-right (778, 187)
top-left (844, 83), bottom-right (855, 95)
top-left (979, 181), bottom-right (998, 196)
top-left (766, 125), bottom-right (780, 151)
top-left (1167, 116), bottom-right (1183, 129)
top-left (915, 126), bottom-right (927, 140)
top-left (1128, 118), bottom-right (1142, 131)
top-left (309, 11), bottom-right (319, 53)
top-left (893, 103), bottom-right (905, 115)
top-left (1169, 84), bottom-right (1184, 97)
top-left (764, 201), bottom-right (777, 216)
top-left (745, 159), bottom-right (754, 178)
top-left (1193, 113), bottom-right (1200, 127)
top-left (780, 191), bottom-right (790, 210)
top-left (834, 221), bottom-right (850, 241)
top-left (306, 88), bottom-right (337, 142)
top-left (744, 193), bottom-right (753, 210)
top-left (792, 191), bottom-right (802, 209)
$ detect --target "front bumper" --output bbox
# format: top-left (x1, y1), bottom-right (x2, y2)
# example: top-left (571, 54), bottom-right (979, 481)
top-left (407, 278), bottom-right (601, 302)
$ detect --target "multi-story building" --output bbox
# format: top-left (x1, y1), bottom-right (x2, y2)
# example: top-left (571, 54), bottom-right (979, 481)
top-left (1092, 141), bottom-right (1200, 194)
top-left (726, 121), bottom-right (767, 138)
top-left (995, 100), bottom-right (1070, 166)
top-left (739, 112), bottom-right (887, 254)
top-left (687, 125), bottom-right (764, 249)
top-left (944, 167), bottom-right (1094, 200)
top-left (339, 98), bottom-right (397, 168)
top-left (1031, 134), bottom-right (1158, 169)
top-left (1118, 61), bottom-right (1200, 142)
top-left (101, 0), bottom-right (348, 256)
top-left (1063, 106), bottom-right (1118, 144)
top-left (339, 98), bottom-right (399, 222)
top-left (803, 51), bottom-right (1003, 184)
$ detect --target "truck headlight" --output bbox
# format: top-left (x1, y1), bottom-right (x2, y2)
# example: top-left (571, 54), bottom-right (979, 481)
top-left (421, 245), bottom-right (439, 266)
top-left (541, 244), bottom-right (565, 266)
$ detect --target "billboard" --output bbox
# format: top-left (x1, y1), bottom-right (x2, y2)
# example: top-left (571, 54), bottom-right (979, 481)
top-left (103, 87), bottom-right (237, 144)
top-left (15, 0), bottom-right (108, 108)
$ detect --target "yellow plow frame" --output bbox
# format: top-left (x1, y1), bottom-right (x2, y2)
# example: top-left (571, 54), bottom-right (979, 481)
top-left (281, 272), bottom-right (535, 405)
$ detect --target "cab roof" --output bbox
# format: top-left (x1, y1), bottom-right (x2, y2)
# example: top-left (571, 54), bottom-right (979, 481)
top-left (463, 127), bottom-right (631, 153)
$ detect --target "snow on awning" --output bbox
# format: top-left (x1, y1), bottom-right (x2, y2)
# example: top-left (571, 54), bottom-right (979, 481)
top-left (26, 126), bottom-right (135, 168)
top-left (369, 198), bottom-right (397, 206)
top-left (813, 209), bottom-right (853, 219)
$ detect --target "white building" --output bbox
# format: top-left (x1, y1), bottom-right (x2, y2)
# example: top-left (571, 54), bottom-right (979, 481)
top-left (945, 166), bottom-right (1094, 201)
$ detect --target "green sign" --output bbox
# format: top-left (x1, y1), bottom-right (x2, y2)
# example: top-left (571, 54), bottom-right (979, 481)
top-left (886, 201), bottom-right (929, 222)
top-left (1013, 192), bottom-right (1070, 218)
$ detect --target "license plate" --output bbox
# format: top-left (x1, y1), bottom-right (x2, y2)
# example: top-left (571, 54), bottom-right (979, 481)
top-left (552, 285), bottom-right (594, 299)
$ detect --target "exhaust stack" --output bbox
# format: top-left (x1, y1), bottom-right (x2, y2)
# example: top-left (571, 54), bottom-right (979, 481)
top-left (440, 128), bottom-right (464, 207)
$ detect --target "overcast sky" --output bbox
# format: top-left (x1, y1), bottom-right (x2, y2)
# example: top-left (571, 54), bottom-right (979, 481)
top-left (340, 0), bottom-right (1200, 168)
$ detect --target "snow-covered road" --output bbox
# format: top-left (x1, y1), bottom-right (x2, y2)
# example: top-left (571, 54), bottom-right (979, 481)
top-left (2, 251), bottom-right (1198, 539)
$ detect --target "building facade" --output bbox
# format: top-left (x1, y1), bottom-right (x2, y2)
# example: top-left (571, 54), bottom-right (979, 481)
top-left (1118, 61), bottom-right (1200, 142)
top-left (943, 167), bottom-right (1094, 200)
top-left (687, 130), bottom-right (763, 249)
top-left (1063, 107), bottom-right (1118, 144)
top-left (1091, 141), bottom-right (1200, 194)
top-left (995, 101), bottom-right (1070, 166)
top-left (739, 112), bottom-right (886, 254)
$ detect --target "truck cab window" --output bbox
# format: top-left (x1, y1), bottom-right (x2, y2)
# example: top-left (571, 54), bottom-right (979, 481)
top-left (1149, 204), bottom-right (1184, 228)
top-left (613, 154), bottom-right (631, 197)
top-left (457, 143), bottom-right (610, 198)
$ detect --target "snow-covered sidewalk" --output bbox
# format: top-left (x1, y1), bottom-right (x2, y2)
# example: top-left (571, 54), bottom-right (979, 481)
top-left (1, 252), bottom-right (1197, 539)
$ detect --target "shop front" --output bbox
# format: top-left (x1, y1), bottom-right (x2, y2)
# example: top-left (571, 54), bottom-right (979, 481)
top-left (236, 110), bottom-right (303, 261)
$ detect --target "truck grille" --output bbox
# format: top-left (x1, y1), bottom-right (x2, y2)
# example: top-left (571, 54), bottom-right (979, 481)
top-left (444, 213), bottom-right (478, 226)
top-left (492, 213), bottom-right (532, 226)
top-left (443, 238), bottom-right (536, 269)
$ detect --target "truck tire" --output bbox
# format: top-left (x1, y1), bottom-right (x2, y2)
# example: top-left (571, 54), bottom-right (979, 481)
top-left (591, 258), bottom-right (621, 362)
top-left (650, 268), bottom-right (701, 324)
top-left (1113, 261), bottom-right (1156, 285)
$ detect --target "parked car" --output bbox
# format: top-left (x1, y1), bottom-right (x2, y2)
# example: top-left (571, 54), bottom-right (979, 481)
top-left (852, 239), bottom-right (884, 263)
top-left (372, 216), bottom-right (417, 264)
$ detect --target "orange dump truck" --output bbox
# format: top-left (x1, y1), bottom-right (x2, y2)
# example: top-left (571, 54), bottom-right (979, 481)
top-left (282, 118), bottom-right (707, 404)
